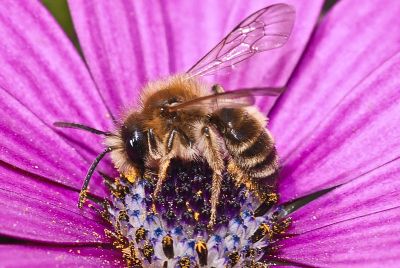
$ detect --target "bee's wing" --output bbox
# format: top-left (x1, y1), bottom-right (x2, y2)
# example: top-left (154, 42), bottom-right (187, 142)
top-left (187, 4), bottom-right (295, 77)
top-left (169, 87), bottom-right (284, 112)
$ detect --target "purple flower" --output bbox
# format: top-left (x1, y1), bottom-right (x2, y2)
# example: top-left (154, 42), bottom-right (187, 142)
top-left (1, 0), bottom-right (400, 267)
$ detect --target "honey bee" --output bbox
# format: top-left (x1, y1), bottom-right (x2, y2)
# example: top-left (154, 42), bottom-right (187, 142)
top-left (55, 3), bottom-right (295, 227)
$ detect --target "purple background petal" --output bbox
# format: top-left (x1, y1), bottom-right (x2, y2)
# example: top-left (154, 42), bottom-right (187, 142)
top-left (277, 207), bottom-right (400, 267)
top-left (277, 51), bottom-right (400, 201)
top-left (0, 0), bottom-right (114, 163)
top-left (68, 0), bottom-right (323, 116)
top-left (271, 0), bottom-right (400, 154)
top-left (288, 157), bottom-right (400, 233)
top-left (0, 245), bottom-right (122, 267)
top-left (0, 88), bottom-right (108, 198)
top-left (268, 0), bottom-right (400, 201)
top-left (0, 164), bottom-right (110, 243)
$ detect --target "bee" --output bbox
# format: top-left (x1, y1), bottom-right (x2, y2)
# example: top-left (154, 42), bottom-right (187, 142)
top-left (54, 3), bottom-right (295, 227)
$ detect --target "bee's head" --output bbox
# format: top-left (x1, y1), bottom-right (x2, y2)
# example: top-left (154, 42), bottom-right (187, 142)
top-left (106, 113), bottom-right (148, 176)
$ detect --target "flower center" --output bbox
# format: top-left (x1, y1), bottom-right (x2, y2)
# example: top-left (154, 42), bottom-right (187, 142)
top-left (99, 160), bottom-right (291, 267)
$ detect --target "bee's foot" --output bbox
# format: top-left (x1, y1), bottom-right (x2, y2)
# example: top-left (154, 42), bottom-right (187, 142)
top-left (78, 189), bottom-right (88, 208)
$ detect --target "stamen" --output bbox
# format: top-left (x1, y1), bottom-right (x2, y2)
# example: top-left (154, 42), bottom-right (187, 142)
top-left (195, 240), bottom-right (208, 266)
top-left (162, 235), bottom-right (174, 259)
top-left (228, 251), bottom-right (240, 267)
top-left (250, 222), bottom-right (272, 243)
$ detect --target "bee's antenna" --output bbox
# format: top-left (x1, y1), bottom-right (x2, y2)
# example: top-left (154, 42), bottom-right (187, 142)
top-left (53, 121), bottom-right (113, 136)
top-left (78, 147), bottom-right (113, 208)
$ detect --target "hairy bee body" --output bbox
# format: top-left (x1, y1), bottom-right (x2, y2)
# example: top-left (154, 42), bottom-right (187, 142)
top-left (107, 75), bottom-right (210, 177)
top-left (211, 107), bottom-right (279, 199)
top-left (59, 4), bottom-right (295, 226)
top-left (106, 75), bottom-right (278, 225)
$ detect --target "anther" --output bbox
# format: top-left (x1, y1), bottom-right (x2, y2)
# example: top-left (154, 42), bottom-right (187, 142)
top-left (195, 240), bottom-right (208, 266)
top-left (162, 234), bottom-right (174, 259)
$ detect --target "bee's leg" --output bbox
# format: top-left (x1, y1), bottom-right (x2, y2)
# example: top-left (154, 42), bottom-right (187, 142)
top-left (153, 129), bottom-right (177, 198)
top-left (147, 128), bottom-right (159, 159)
top-left (211, 84), bottom-right (225, 94)
top-left (201, 126), bottom-right (224, 228)
top-left (227, 160), bottom-right (248, 186)
top-left (154, 156), bottom-right (172, 197)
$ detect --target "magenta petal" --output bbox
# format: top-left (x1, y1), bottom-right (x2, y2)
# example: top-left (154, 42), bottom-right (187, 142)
top-left (267, 0), bottom-right (400, 201)
top-left (0, 245), bottom-right (122, 267)
top-left (0, 164), bottom-right (109, 243)
top-left (0, 1), bottom-right (113, 160)
top-left (277, 50), bottom-right (400, 201)
top-left (278, 207), bottom-right (400, 267)
top-left (288, 157), bottom-right (400, 233)
top-left (270, 0), bottom-right (400, 161)
top-left (277, 49), bottom-right (400, 202)
top-left (0, 88), bottom-right (108, 197)
top-left (68, 0), bottom-right (323, 115)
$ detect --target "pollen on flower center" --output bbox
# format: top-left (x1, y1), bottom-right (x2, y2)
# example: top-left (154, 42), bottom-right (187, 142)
top-left (97, 160), bottom-right (291, 267)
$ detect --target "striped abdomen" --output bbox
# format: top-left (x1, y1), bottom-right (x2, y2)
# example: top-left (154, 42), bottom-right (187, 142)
top-left (210, 108), bottom-right (279, 199)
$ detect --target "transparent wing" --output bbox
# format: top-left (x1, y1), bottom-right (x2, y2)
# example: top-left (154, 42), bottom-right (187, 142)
top-left (187, 4), bottom-right (295, 77)
top-left (168, 87), bottom-right (284, 112)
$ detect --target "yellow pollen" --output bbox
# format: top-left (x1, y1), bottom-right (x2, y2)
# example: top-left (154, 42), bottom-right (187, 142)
top-left (123, 167), bottom-right (138, 183)
top-left (162, 235), bottom-right (173, 246)
top-left (194, 212), bottom-right (200, 221)
top-left (185, 201), bottom-right (193, 213)
top-left (151, 203), bottom-right (157, 214)
top-left (179, 257), bottom-right (191, 268)
top-left (267, 192), bottom-right (278, 203)
top-left (260, 223), bottom-right (272, 237)
top-left (195, 240), bottom-right (207, 253)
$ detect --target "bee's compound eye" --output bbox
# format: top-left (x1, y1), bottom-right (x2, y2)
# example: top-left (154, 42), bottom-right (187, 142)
top-left (125, 128), bottom-right (148, 166)
top-left (129, 129), bottom-right (144, 146)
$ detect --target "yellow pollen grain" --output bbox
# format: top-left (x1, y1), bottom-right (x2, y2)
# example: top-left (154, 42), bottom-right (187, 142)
top-left (151, 203), bottom-right (157, 214)
top-left (124, 167), bottom-right (138, 183)
top-left (267, 192), bottom-right (278, 203)
top-left (195, 240), bottom-right (207, 253)
top-left (162, 235), bottom-right (173, 245)
top-left (185, 201), bottom-right (193, 213)
top-left (260, 223), bottom-right (272, 237)
top-left (194, 212), bottom-right (200, 221)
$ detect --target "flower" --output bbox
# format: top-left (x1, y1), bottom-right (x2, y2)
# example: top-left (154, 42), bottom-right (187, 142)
top-left (0, 0), bottom-right (400, 267)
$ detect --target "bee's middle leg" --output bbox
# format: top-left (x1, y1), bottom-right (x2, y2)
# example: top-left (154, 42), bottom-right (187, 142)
top-left (201, 126), bottom-right (224, 228)
top-left (153, 129), bottom-right (177, 198)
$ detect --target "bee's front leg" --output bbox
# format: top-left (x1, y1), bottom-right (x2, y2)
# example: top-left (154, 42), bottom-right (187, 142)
top-left (147, 128), bottom-right (159, 159)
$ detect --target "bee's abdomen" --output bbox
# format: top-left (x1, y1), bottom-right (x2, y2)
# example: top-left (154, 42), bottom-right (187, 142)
top-left (212, 108), bottom-right (278, 175)
top-left (211, 108), bottom-right (279, 196)
top-left (230, 130), bottom-right (278, 180)
top-left (239, 132), bottom-right (278, 176)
